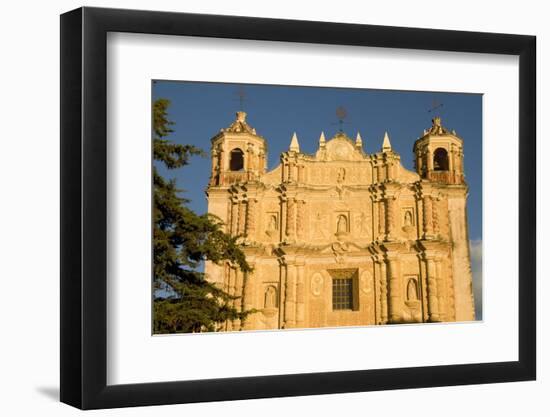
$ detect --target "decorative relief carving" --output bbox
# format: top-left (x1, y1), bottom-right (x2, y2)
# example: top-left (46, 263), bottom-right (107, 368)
top-left (311, 212), bottom-right (329, 239)
top-left (245, 198), bottom-right (257, 238)
top-left (355, 212), bottom-right (370, 237)
top-left (337, 167), bottom-right (346, 183)
top-left (385, 197), bottom-right (397, 239)
top-left (432, 198), bottom-right (440, 235)
top-left (310, 273), bottom-right (324, 296)
top-left (307, 165), bottom-right (370, 185)
top-left (331, 241), bottom-right (350, 263)
top-left (296, 201), bottom-right (306, 240)
top-left (360, 270), bottom-right (373, 295)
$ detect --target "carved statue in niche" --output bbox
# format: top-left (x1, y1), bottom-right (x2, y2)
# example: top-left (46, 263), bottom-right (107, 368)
top-left (404, 211), bottom-right (413, 227)
top-left (265, 213), bottom-right (278, 237)
top-left (407, 278), bottom-right (419, 301)
top-left (269, 214), bottom-right (277, 230)
top-left (336, 214), bottom-right (348, 234)
top-left (402, 208), bottom-right (415, 236)
top-left (264, 285), bottom-right (278, 309)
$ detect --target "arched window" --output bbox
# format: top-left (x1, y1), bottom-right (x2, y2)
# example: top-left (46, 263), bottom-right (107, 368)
top-left (433, 148), bottom-right (449, 171)
top-left (229, 148), bottom-right (244, 171)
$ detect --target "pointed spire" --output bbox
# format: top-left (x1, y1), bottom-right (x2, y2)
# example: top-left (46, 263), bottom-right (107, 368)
top-left (319, 131), bottom-right (326, 148)
top-left (355, 132), bottom-right (363, 148)
top-left (381, 131), bottom-right (392, 152)
top-left (289, 132), bottom-right (300, 153)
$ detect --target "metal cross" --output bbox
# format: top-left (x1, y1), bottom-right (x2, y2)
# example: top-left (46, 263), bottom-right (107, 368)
top-left (334, 106), bottom-right (348, 132)
top-left (234, 86), bottom-right (247, 111)
top-left (428, 99), bottom-right (444, 114)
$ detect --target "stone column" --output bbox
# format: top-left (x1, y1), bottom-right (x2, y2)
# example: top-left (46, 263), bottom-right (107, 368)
top-left (385, 197), bottom-right (396, 240)
top-left (218, 148), bottom-right (225, 183)
top-left (242, 265), bottom-right (255, 330)
top-left (237, 200), bottom-right (246, 235)
top-left (432, 197), bottom-right (440, 236)
top-left (449, 146), bottom-right (456, 179)
top-left (427, 149), bottom-right (434, 171)
top-left (378, 200), bottom-right (386, 240)
top-left (373, 261), bottom-right (381, 324)
top-left (227, 267), bottom-right (236, 331)
top-left (446, 260), bottom-right (456, 321)
top-left (297, 164), bottom-right (305, 183)
top-left (288, 161), bottom-right (295, 182)
top-left (295, 263), bottom-right (305, 327)
top-left (245, 198), bottom-right (256, 240)
top-left (387, 254), bottom-right (401, 323)
top-left (286, 198), bottom-right (296, 240)
top-left (284, 264), bottom-right (296, 328)
top-left (435, 258), bottom-right (446, 322)
top-left (378, 260), bottom-right (388, 324)
top-left (422, 195), bottom-right (433, 239)
top-left (210, 149), bottom-right (218, 184)
top-left (416, 151), bottom-right (422, 174)
top-left (231, 199), bottom-right (239, 235)
top-left (296, 200), bottom-right (305, 240)
top-left (425, 256), bottom-right (440, 322)
top-left (225, 201), bottom-right (232, 234)
top-left (233, 269), bottom-right (243, 330)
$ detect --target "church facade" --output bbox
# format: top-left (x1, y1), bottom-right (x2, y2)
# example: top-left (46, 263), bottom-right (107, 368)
top-left (205, 111), bottom-right (475, 331)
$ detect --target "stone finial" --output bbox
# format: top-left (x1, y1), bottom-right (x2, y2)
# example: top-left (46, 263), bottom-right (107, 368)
top-left (289, 132), bottom-right (300, 153)
top-left (224, 110), bottom-right (256, 134)
top-left (381, 131), bottom-right (392, 152)
top-left (355, 132), bottom-right (363, 148)
top-left (319, 131), bottom-right (326, 148)
top-left (236, 111), bottom-right (247, 122)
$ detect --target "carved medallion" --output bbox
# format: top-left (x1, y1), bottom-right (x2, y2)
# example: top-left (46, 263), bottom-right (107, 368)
top-left (310, 273), bottom-right (324, 296)
top-left (360, 270), bottom-right (373, 294)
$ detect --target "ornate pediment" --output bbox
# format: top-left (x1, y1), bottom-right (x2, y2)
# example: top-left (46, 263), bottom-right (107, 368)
top-left (222, 111), bottom-right (257, 135)
top-left (315, 133), bottom-right (364, 161)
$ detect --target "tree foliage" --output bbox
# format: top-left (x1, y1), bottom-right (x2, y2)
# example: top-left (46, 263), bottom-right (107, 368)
top-left (153, 98), bottom-right (251, 333)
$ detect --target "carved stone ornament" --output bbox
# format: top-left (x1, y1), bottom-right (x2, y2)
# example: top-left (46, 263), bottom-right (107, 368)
top-left (360, 270), bottom-right (373, 294)
top-left (310, 273), bottom-right (324, 296)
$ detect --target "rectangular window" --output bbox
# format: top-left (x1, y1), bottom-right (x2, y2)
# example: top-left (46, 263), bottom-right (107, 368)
top-left (332, 278), bottom-right (353, 310)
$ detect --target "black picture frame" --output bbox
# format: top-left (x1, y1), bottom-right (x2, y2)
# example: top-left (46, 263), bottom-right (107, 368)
top-left (60, 6), bottom-right (536, 410)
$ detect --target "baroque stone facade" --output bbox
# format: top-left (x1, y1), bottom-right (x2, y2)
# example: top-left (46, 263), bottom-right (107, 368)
top-left (205, 111), bottom-right (475, 330)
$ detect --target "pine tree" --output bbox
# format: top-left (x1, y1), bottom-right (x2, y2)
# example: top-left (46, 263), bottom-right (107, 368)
top-left (152, 98), bottom-right (252, 333)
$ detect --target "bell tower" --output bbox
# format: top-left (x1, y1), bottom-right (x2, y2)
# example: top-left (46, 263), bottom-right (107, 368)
top-left (209, 111), bottom-right (267, 186)
top-left (413, 117), bottom-right (465, 185)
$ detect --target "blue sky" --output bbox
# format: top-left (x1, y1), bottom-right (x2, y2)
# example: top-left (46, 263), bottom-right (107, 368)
top-left (152, 80), bottom-right (483, 318)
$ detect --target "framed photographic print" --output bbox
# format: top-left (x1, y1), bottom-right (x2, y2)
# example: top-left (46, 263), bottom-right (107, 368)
top-left (60, 6), bottom-right (536, 410)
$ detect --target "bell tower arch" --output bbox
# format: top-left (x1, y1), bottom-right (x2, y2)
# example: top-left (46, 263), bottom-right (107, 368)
top-left (413, 117), bottom-right (465, 185)
top-left (209, 111), bottom-right (267, 186)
